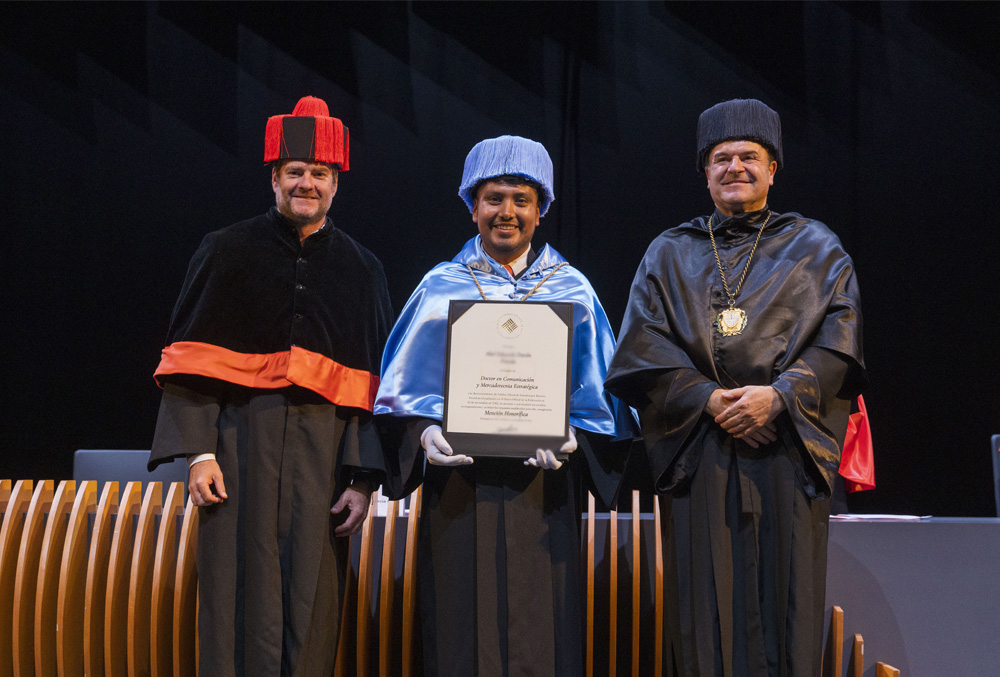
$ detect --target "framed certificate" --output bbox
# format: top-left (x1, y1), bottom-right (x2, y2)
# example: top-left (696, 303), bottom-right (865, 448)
top-left (443, 300), bottom-right (574, 458)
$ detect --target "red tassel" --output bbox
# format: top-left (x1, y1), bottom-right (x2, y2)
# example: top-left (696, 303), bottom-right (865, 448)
top-left (314, 117), bottom-right (335, 163)
top-left (342, 124), bottom-right (350, 172)
top-left (311, 118), bottom-right (349, 170)
top-left (292, 96), bottom-right (330, 117)
top-left (263, 115), bottom-right (286, 163)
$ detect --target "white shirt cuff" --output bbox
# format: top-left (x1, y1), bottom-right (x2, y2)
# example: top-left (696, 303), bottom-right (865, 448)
top-left (187, 453), bottom-right (216, 467)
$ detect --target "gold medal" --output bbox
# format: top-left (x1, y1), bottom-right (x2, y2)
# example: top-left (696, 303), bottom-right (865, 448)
top-left (707, 211), bottom-right (771, 338)
top-left (717, 306), bottom-right (747, 336)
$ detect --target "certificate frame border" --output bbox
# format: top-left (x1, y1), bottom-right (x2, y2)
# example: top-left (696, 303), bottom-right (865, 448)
top-left (442, 299), bottom-right (574, 458)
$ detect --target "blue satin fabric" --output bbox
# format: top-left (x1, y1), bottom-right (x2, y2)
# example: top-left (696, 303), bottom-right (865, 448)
top-left (375, 236), bottom-right (634, 438)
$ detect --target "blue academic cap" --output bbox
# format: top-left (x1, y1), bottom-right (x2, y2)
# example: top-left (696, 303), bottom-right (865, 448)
top-left (458, 135), bottom-right (555, 216)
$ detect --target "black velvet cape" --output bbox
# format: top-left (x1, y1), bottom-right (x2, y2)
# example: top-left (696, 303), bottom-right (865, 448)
top-left (154, 207), bottom-right (392, 413)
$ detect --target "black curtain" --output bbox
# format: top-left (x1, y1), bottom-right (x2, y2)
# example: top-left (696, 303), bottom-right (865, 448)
top-left (2, 1), bottom-right (998, 516)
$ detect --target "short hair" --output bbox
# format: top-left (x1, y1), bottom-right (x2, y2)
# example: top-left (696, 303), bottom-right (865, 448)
top-left (471, 174), bottom-right (543, 204)
top-left (271, 159), bottom-right (338, 176)
top-left (702, 139), bottom-right (776, 169)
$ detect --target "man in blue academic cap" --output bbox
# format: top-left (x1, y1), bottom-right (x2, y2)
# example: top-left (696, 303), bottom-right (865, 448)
top-left (375, 135), bottom-right (633, 676)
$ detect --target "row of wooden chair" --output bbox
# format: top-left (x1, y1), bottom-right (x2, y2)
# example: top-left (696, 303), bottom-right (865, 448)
top-left (340, 487), bottom-right (660, 676)
top-left (0, 479), bottom-right (198, 677)
top-left (823, 604), bottom-right (900, 677)
top-left (0, 478), bottom-right (425, 677)
top-left (335, 487), bottom-right (422, 677)
top-left (346, 488), bottom-right (663, 676)
top-left (0, 479), bottom-right (662, 677)
top-left (585, 490), bottom-right (663, 676)
top-left (3, 478), bottom-right (900, 676)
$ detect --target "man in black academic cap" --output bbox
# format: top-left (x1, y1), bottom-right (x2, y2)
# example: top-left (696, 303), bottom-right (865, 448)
top-left (149, 96), bottom-right (392, 676)
top-left (606, 99), bottom-right (867, 675)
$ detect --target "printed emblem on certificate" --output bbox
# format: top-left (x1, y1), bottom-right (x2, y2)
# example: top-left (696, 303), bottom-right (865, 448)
top-left (443, 300), bottom-right (574, 458)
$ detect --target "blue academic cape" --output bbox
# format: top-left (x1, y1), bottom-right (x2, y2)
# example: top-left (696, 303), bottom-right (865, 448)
top-left (375, 235), bottom-right (630, 439)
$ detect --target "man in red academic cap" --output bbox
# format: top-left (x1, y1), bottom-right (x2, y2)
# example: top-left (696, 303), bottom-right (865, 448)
top-left (149, 96), bottom-right (393, 676)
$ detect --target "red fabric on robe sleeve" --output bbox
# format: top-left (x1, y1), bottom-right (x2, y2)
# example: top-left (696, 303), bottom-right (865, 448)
top-left (840, 395), bottom-right (874, 492)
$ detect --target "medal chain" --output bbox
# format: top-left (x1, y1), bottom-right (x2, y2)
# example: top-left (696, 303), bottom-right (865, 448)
top-left (466, 262), bottom-right (568, 301)
top-left (707, 211), bottom-right (771, 310)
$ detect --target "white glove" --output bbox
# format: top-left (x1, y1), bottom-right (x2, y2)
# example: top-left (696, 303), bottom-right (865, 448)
top-left (525, 426), bottom-right (577, 470)
top-left (421, 425), bottom-right (473, 466)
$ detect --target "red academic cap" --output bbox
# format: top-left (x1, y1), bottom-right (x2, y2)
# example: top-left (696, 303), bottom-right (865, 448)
top-left (263, 96), bottom-right (350, 171)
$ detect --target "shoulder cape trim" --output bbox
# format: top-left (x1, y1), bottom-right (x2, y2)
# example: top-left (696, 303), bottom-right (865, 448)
top-left (154, 341), bottom-right (379, 411)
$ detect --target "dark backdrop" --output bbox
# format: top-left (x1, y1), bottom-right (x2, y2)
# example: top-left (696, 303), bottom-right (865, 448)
top-left (2, 2), bottom-right (998, 516)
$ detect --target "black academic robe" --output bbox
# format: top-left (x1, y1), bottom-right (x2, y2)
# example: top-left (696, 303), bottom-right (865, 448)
top-left (377, 247), bottom-right (632, 677)
top-left (605, 208), bottom-right (866, 677)
top-left (386, 420), bottom-right (622, 677)
top-left (150, 208), bottom-right (392, 676)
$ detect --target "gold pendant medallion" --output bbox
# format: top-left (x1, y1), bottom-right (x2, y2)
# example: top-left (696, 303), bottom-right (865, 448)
top-left (717, 307), bottom-right (747, 336)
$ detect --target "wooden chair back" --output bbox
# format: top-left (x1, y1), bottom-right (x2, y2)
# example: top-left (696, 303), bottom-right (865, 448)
top-left (33, 479), bottom-right (76, 677)
top-left (378, 499), bottom-right (399, 677)
top-left (401, 485), bottom-right (421, 677)
top-left (355, 492), bottom-right (379, 677)
top-left (608, 504), bottom-right (618, 676)
top-left (586, 491), bottom-right (596, 677)
top-left (823, 604), bottom-right (844, 677)
top-left (12, 480), bottom-right (54, 674)
top-left (150, 482), bottom-right (184, 676)
top-left (653, 496), bottom-right (664, 676)
top-left (0, 480), bottom-right (33, 677)
top-left (0, 480), bottom-right (11, 513)
top-left (104, 481), bottom-right (143, 677)
top-left (848, 633), bottom-right (864, 677)
top-left (56, 480), bottom-right (97, 676)
top-left (128, 481), bottom-right (163, 676)
top-left (84, 481), bottom-right (119, 676)
top-left (172, 495), bottom-right (199, 677)
top-left (630, 491), bottom-right (640, 677)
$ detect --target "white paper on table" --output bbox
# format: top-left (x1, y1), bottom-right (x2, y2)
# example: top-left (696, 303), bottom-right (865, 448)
top-left (830, 513), bottom-right (932, 521)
